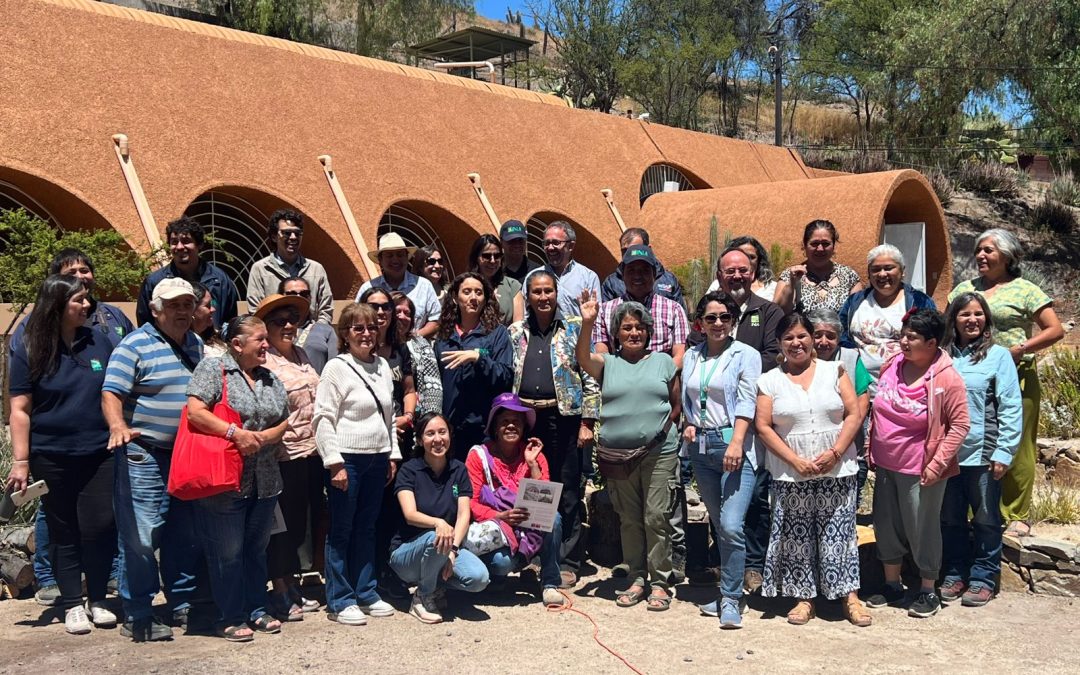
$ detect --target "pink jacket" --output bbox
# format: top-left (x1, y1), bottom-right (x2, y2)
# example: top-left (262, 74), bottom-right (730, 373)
top-left (869, 350), bottom-right (971, 484)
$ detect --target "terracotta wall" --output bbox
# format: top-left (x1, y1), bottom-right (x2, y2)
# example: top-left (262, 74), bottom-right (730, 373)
top-left (0, 0), bottom-right (948, 304)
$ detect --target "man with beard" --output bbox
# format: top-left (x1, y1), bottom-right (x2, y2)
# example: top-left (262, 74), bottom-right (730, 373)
top-left (688, 246), bottom-right (783, 593)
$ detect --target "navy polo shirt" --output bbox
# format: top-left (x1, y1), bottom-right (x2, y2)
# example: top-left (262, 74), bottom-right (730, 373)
top-left (392, 457), bottom-right (473, 550)
top-left (9, 326), bottom-right (114, 455)
top-left (434, 324), bottom-right (514, 431)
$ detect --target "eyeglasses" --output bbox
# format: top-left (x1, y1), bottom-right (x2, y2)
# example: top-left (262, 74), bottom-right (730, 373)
top-left (702, 313), bottom-right (734, 325)
top-left (721, 268), bottom-right (752, 277)
top-left (807, 240), bottom-right (834, 250)
top-left (543, 239), bottom-right (568, 248)
top-left (278, 229), bottom-right (303, 240)
top-left (283, 289), bottom-right (311, 299)
top-left (349, 324), bottom-right (379, 334)
top-left (425, 257), bottom-right (444, 267)
top-left (480, 252), bottom-right (503, 262)
top-left (366, 301), bottom-right (393, 313)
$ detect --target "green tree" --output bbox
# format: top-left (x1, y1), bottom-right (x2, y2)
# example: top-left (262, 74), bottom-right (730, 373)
top-left (533, 0), bottom-right (640, 112)
top-left (620, 0), bottom-right (738, 130)
top-left (0, 209), bottom-right (157, 332)
top-left (198, 0), bottom-right (333, 44)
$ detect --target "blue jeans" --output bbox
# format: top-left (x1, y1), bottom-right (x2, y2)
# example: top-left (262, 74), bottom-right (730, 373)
top-left (691, 430), bottom-right (756, 600)
top-left (113, 443), bottom-right (201, 621)
top-left (35, 502), bottom-right (123, 588)
top-left (194, 492), bottom-right (277, 625)
top-left (324, 453), bottom-right (388, 612)
top-left (481, 513), bottom-right (563, 589)
top-left (389, 531), bottom-right (490, 596)
top-left (941, 465), bottom-right (1004, 590)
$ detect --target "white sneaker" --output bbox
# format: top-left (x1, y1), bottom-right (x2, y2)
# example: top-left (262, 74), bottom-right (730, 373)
top-left (65, 606), bottom-right (92, 635)
top-left (86, 601), bottom-right (117, 628)
top-left (542, 588), bottom-right (566, 607)
top-left (358, 599), bottom-right (395, 617)
top-left (409, 591), bottom-right (443, 624)
top-left (328, 605), bottom-right (367, 626)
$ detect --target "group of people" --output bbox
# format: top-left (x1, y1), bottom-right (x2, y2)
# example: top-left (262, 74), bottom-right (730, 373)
top-left (4, 204), bottom-right (1064, 639)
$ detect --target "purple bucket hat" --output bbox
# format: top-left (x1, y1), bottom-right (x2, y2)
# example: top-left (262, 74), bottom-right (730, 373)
top-left (485, 393), bottom-right (536, 437)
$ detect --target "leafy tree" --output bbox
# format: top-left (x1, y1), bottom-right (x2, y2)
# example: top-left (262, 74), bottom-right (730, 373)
top-left (532, 0), bottom-right (640, 112)
top-left (0, 209), bottom-right (157, 332)
top-left (620, 0), bottom-right (737, 129)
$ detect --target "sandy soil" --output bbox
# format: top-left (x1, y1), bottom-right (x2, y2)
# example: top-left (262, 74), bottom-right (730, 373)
top-left (2, 572), bottom-right (1079, 675)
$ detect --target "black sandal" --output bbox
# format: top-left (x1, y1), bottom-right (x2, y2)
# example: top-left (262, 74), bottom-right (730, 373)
top-left (248, 614), bottom-right (282, 634)
top-left (220, 624), bottom-right (254, 642)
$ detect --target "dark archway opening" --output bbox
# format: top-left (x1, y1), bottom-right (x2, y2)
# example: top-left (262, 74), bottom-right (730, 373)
top-left (639, 163), bottom-right (710, 206)
top-left (377, 201), bottom-right (485, 281)
top-left (183, 187), bottom-right (356, 300)
top-left (527, 211), bottom-right (619, 278)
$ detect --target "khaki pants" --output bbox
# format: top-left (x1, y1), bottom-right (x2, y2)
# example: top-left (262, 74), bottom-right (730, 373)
top-left (608, 450), bottom-right (678, 590)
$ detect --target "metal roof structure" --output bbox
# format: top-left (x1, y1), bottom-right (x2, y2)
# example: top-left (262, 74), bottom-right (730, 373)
top-left (409, 26), bottom-right (536, 87)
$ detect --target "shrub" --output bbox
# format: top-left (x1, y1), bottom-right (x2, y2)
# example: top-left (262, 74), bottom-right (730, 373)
top-left (1048, 171), bottom-right (1080, 207)
top-left (1031, 479), bottom-right (1080, 525)
top-left (1040, 349), bottom-right (1080, 439)
top-left (671, 258), bottom-right (710, 318)
top-left (1029, 195), bottom-right (1077, 234)
top-left (955, 161), bottom-right (1020, 198)
top-left (840, 151), bottom-right (892, 175)
top-left (928, 170), bottom-right (956, 208)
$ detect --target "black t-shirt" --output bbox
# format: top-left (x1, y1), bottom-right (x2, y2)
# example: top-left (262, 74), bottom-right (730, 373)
top-left (384, 344), bottom-right (413, 416)
top-left (392, 457), bottom-right (473, 550)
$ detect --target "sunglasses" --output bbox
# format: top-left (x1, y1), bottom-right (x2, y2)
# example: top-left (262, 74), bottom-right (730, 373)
top-left (480, 252), bottom-right (503, 262)
top-left (702, 313), bottom-right (734, 325)
top-left (283, 289), bottom-right (311, 298)
top-left (267, 314), bottom-right (299, 327)
top-left (349, 324), bottom-right (379, 334)
top-left (425, 257), bottom-right (444, 266)
top-left (366, 301), bottom-right (393, 313)
top-left (278, 229), bottom-right (303, 239)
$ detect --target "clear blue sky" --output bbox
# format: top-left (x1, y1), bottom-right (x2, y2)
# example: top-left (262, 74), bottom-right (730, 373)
top-left (474, 0), bottom-right (533, 22)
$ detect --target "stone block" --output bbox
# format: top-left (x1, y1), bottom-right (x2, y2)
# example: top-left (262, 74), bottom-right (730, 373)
top-left (1024, 537), bottom-right (1078, 561)
top-left (1053, 456), bottom-right (1080, 485)
top-left (1030, 568), bottom-right (1080, 597)
top-left (999, 563), bottom-right (1032, 593)
top-left (1004, 546), bottom-right (1056, 568)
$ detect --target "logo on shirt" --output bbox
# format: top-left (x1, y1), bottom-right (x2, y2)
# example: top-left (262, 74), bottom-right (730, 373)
top-left (750, 314), bottom-right (760, 327)
top-left (452, 484), bottom-right (459, 497)
top-left (90, 359), bottom-right (103, 372)
top-left (115, 326), bottom-right (124, 336)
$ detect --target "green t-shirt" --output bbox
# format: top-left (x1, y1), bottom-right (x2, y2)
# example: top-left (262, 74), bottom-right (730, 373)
top-left (598, 352), bottom-right (678, 453)
top-left (494, 275), bottom-right (522, 326)
top-left (949, 277), bottom-right (1052, 363)
top-left (853, 357), bottom-right (871, 396)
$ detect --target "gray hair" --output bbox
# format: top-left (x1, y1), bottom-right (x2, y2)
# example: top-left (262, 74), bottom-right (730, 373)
top-left (806, 307), bottom-right (843, 334)
top-left (609, 301), bottom-right (653, 351)
top-left (975, 228), bottom-right (1024, 278)
top-left (546, 220), bottom-right (576, 242)
top-left (149, 297), bottom-right (164, 314)
top-left (866, 243), bottom-right (905, 270)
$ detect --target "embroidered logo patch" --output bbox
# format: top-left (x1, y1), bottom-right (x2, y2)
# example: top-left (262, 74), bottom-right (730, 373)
top-left (115, 326), bottom-right (124, 335)
top-left (750, 314), bottom-right (760, 327)
top-left (452, 484), bottom-right (459, 497)
top-left (90, 359), bottom-right (103, 372)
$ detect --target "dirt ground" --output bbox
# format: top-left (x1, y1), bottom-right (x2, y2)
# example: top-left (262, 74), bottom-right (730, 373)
top-left (2, 570), bottom-right (1079, 675)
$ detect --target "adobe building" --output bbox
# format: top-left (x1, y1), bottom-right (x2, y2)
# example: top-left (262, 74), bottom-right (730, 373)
top-left (0, 0), bottom-right (951, 312)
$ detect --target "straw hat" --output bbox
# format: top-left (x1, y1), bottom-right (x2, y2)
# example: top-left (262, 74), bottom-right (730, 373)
top-left (367, 232), bottom-right (417, 263)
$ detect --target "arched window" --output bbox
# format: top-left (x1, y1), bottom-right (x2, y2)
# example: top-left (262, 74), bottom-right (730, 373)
top-left (183, 190), bottom-right (272, 298)
top-left (378, 203), bottom-right (458, 278)
top-left (639, 163), bottom-right (702, 206)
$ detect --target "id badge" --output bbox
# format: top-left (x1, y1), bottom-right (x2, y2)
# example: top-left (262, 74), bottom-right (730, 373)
top-left (698, 436), bottom-right (706, 455)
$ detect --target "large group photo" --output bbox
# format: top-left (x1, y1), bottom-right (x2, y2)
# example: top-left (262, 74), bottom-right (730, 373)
top-left (2, 1), bottom-right (1080, 673)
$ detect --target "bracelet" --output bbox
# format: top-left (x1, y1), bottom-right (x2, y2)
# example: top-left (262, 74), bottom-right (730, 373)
top-left (225, 423), bottom-right (237, 440)
top-left (830, 447), bottom-right (842, 461)
top-left (13, 459), bottom-right (29, 464)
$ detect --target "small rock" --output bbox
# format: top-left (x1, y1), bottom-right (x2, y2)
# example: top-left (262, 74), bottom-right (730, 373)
top-left (736, 654), bottom-right (744, 661)
top-left (683, 657), bottom-right (693, 662)
top-left (746, 650), bottom-right (755, 655)
top-left (1053, 456), bottom-right (1080, 485)
top-left (1002, 534), bottom-right (1023, 551)
top-left (445, 630), bottom-right (453, 637)
top-left (999, 563), bottom-right (1032, 593)
top-left (474, 638), bottom-right (482, 643)
top-left (1031, 568), bottom-right (1080, 597)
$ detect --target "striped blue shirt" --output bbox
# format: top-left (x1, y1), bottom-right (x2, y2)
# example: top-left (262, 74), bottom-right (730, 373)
top-left (102, 323), bottom-right (203, 450)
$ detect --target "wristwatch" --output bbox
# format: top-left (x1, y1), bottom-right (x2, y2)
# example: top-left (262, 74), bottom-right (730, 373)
top-left (451, 544), bottom-right (460, 553)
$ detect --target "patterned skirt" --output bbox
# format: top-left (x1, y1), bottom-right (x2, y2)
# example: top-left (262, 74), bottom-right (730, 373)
top-left (762, 475), bottom-right (860, 600)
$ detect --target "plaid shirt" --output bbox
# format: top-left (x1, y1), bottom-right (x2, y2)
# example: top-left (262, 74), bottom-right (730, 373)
top-left (592, 293), bottom-right (689, 355)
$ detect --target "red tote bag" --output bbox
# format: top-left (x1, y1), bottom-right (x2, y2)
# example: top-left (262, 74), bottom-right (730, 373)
top-left (167, 367), bottom-right (244, 500)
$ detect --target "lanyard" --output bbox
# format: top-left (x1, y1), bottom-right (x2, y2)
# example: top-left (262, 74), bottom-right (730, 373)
top-left (698, 347), bottom-right (727, 427)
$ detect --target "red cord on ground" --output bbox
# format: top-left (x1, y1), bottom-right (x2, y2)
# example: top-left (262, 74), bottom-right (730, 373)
top-left (546, 590), bottom-right (646, 675)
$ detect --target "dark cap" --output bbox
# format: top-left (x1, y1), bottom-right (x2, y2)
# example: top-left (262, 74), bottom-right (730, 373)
top-left (620, 244), bottom-right (660, 271)
top-left (500, 219), bottom-right (527, 241)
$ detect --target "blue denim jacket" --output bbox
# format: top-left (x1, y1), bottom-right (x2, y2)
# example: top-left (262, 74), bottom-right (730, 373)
top-left (508, 316), bottom-right (600, 419)
top-left (950, 343), bottom-right (1023, 466)
top-left (681, 340), bottom-right (763, 470)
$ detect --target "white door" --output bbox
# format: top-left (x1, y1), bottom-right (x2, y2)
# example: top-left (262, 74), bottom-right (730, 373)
top-left (882, 222), bottom-right (927, 292)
